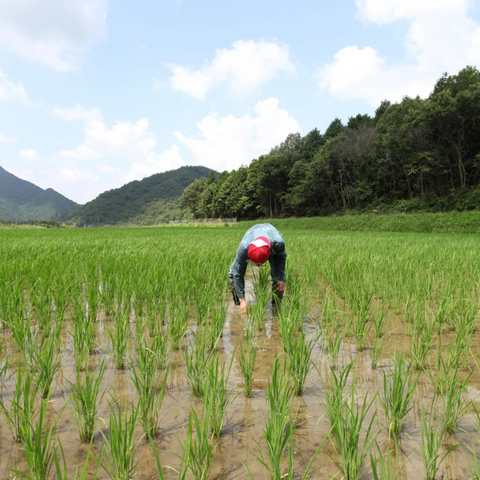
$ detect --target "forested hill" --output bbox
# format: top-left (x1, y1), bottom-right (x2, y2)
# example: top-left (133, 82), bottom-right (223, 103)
top-left (180, 66), bottom-right (480, 219)
top-left (0, 166), bottom-right (77, 221)
top-left (67, 166), bottom-right (216, 226)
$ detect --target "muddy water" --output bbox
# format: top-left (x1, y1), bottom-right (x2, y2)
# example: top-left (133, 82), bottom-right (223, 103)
top-left (0, 269), bottom-right (480, 479)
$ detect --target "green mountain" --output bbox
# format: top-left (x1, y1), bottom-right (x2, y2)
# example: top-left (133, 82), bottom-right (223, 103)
top-left (0, 166), bottom-right (77, 221)
top-left (68, 165), bottom-right (216, 226)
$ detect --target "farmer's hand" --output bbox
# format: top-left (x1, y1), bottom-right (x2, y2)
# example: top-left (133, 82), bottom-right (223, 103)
top-left (239, 298), bottom-right (248, 313)
top-left (277, 281), bottom-right (286, 292)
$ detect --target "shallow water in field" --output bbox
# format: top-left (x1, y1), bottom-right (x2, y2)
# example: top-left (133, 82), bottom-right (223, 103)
top-left (1, 265), bottom-right (480, 480)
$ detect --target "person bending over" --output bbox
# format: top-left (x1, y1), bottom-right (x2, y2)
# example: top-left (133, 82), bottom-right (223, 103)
top-left (228, 223), bottom-right (286, 313)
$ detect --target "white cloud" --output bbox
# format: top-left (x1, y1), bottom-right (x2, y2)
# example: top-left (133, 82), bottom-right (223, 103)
top-left (54, 104), bottom-right (186, 185)
top-left (95, 163), bottom-right (121, 174)
top-left (20, 149), bottom-right (42, 162)
top-left (319, 0), bottom-right (480, 106)
top-left (0, 70), bottom-right (28, 102)
top-left (168, 39), bottom-right (295, 99)
top-left (0, 132), bottom-right (17, 143)
top-left (52, 145), bottom-right (103, 162)
top-left (54, 104), bottom-right (102, 123)
top-left (174, 98), bottom-right (301, 171)
top-left (125, 145), bottom-right (185, 183)
top-left (0, 0), bottom-right (108, 71)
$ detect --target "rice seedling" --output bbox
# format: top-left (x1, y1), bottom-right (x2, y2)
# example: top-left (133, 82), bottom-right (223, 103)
top-left (421, 405), bottom-right (459, 480)
top-left (33, 332), bottom-right (60, 399)
top-left (100, 400), bottom-right (140, 480)
top-left (379, 355), bottom-right (419, 437)
top-left (183, 328), bottom-right (214, 397)
top-left (204, 351), bottom-right (237, 436)
top-left (328, 379), bottom-right (378, 480)
top-left (180, 404), bottom-right (217, 480)
top-left (85, 277), bottom-right (100, 326)
top-left (72, 294), bottom-right (97, 354)
top-left (151, 326), bottom-right (171, 371)
top-left (428, 339), bottom-right (459, 395)
top-left (410, 315), bottom-right (435, 370)
top-left (0, 339), bottom-right (10, 394)
top-left (318, 289), bottom-right (337, 331)
top-left (129, 336), bottom-right (171, 437)
top-left (278, 313), bottom-right (295, 355)
top-left (372, 303), bottom-right (387, 339)
top-left (402, 293), bottom-right (416, 337)
top-left (351, 288), bottom-right (373, 352)
top-left (1, 362), bottom-right (38, 442)
top-left (11, 392), bottom-right (67, 480)
top-left (194, 286), bottom-right (210, 327)
top-left (156, 289), bottom-right (168, 327)
top-left (110, 300), bottom-right (131, 370)
top-left (51, 276), bottom-right (70, 327)
top-left (100, 269), bottom-right (116, 318)
top-left (167, 298), bottom-right (189, 350)
top-left (371, 336), bottom-right (383, 370)
top-left (323, 324), bottom-right (343, 369)
top-left (253, 356), bottom-right (297, 480)
top-left (244, 310), bottom-right (258, 346)
top-left (239, 339), bottom-right (257, 397)
top-left (281, 275), bottom-right (311, 332)
top-left (288, 331), bottom-right (317, 395)
top-left (452, 305), bottom-right (476, 370)
top-left (441, 366), bottom-right (472, 433)
top-left (209, 298), bottom-right (227, 342)
top-left (30, 277), bottom-right (54, 331)
top-left (10, 307), bottom-right (37, 363)
top-left (68, 354), bottom-right (106, 443)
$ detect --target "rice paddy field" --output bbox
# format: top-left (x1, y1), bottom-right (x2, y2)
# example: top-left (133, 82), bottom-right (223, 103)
top-left (2, 224), bottom-right (480, 479)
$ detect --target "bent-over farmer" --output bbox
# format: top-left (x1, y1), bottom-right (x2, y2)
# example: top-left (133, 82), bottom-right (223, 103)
top-left (228, 223), bottom-right (287, 313)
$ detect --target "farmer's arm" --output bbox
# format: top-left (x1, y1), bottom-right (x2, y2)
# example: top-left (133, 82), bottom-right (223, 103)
top-left (231, 246), bottom-right (249, 311)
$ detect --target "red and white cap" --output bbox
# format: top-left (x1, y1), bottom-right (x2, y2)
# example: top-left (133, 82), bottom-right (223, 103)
top-left (248, 236), bottom-right (271, 264)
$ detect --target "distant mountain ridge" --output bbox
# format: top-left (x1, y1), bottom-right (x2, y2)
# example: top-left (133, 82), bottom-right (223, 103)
top-left (66, 165), bottom-right (217, 226)
top-left (0, 166), bottom-right (77, 221)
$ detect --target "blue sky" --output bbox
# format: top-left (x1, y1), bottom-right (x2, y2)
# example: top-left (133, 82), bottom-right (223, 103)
top-left (0, 0), bottom-right (479, 204)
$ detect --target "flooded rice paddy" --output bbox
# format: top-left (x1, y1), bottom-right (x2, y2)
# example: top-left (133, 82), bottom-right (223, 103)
top-left (1, 227), bottom-right (480, 479)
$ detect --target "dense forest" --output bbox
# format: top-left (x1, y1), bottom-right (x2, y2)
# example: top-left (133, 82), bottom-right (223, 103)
top-left (180, 67), bottom-right (480, 219)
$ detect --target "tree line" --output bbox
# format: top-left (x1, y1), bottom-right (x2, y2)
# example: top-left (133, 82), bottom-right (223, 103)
top-left (180, 66), bottom-right (480, 219)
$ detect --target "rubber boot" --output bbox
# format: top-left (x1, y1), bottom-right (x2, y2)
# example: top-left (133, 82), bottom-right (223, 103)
top-left (272, 281), bottom-right (284, 314)
top-left (229, 276), bottom-right (240, 306)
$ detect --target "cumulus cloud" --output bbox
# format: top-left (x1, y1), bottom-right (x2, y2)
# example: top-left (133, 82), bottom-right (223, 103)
top-left (168, 40), bottom-right (295, 99)
top-left (52, 145), bottom-right (103, 162)
top-left (20, 149), bottom-right (42, 162)
top-left (174, 98), bottom-right (301, 171)
top-left (53, 104), bottom-right (186, 186)
top-left (53, 104), bottom-right (102, 123)
top-left (125, 145), bottom-right (185, 183)
top-left (0, 70), bottom-right (28, 102)
top-left (319, 0), bottom-right (480, 106)
top-left (0, 0), bottom-right (108, 71)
